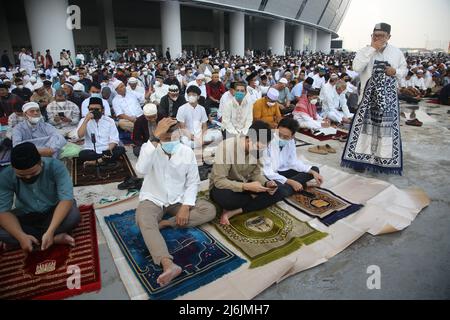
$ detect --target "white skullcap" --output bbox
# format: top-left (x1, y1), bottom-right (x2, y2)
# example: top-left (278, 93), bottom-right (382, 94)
top-left (196, 74), bottom-right (205, 80)
top-left (33, 82), bottom-right (44, 91)
top-left (112, 79), bottom-right (124, 89)
top-left (23, 75), bottom-right (30, 82)
top-left (29, 76), bottom-right (37, 83)
top-left (417, 70), bottom-right (424, 74)
top-left (143, 103), bottom-right (157, 116)
top-left (62, 82), bottom-right (73, 88)
top-left (69, 75), bottom-right (79, 82)
top-left (127, 77), bottom-right (138, 84)
top-left (19, 68), bottom-right (26, 73)
top-left (22, 101), bottom-right (40, 112)
top-left (279, 78), bottom-right (288, 84)
top-left (73, 82), bottom-right (85, 91)
top-left (427, 66), bottom-right (434, 70)
top-left (267, 88), bottom-right (279, 101)
top-left (180, 67), bottom-right (185, 71)
top-left (169, 84), bottom-right (179, 92)
top-left (330, 73), bottom-right (339, 79)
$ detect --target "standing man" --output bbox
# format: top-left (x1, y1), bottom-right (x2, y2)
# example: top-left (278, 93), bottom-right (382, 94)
top-left (342, 23), bottom-right (407, 175)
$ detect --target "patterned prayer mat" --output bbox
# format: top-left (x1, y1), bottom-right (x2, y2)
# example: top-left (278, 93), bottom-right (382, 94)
top-left (0, 205), bottom-right (101, 300)
top-left (199, 193), bottom-right (327, 268)
top-left (104, 209), bottom-right (245, 300)
top-left (284, 187), bottom-right (363, 226)
top-left (70, 154), bottom-right (137, 187)
top-left (299, 129), bottom-right (348, 141)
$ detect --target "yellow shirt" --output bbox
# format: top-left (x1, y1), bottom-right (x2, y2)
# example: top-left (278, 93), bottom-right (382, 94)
top-left (252, 97), bottom-right (282, 128)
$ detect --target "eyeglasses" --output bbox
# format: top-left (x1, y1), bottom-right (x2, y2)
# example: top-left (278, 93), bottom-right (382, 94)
top-left (371, 33), bottom-right (387, 39)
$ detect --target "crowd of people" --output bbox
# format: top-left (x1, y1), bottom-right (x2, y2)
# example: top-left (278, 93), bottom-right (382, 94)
top-left (1, 22), bottom-right (449, 286)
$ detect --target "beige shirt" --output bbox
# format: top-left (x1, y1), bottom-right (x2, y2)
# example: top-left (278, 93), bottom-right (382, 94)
top-left (209, 136), bottom-right (268, 192)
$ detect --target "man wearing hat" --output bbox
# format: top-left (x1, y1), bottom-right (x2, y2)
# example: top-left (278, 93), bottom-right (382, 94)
top-left (273, 78), bottom-right (294, 114)
top-left (184, 74), bottom-right (207, 102)
top-left (127, 76), bottom-right (148, 106)
top-left (0, 83), bottom-right (24, 121)
top-left (0, 142), bottom-right (80, 252)
top-left (132, 103), bottom-right (159, 157)
top-left (30, 82), bottom-right (53, 120)
top-left (158, 84), bottom-right (186, 120)
top-left (245, 71), bottom-right (262, 107)
top-left (353, 22), bottom-right (407, 103)
top-left (150, 75), bottom-right (169, 106)
top-left (12, 102), bottom-right (67, 158)
top-left (198, 55), bottom-right (213, 78)
top-left (252, 87), bottom-right (282, 129)
top-left (112, 80), bottom-right (144, 132)
top-left (77, 97), bottom-right (125, 166)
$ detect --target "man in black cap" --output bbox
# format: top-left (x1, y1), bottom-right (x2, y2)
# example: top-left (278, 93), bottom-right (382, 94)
top-left (0, 142), bottom-right (80, 252)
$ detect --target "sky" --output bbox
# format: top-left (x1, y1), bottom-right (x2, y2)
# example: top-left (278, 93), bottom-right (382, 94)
top-left (337, 0), bottom-right (450, 51)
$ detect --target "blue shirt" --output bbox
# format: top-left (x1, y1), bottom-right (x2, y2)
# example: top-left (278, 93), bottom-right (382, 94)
top-left (0, 157), bottom-right (74, 214)
top-left (291, 82), bottom-right (303, 99)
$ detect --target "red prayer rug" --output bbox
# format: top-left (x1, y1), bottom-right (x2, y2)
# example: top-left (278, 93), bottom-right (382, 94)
top-left (0, 205), bottom-right (101, 300)
top-left (299, 129), bottom-right (348, 141)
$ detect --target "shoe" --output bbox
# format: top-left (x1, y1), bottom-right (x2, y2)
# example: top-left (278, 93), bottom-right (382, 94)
top-left (308, 146), bottom-right (328, 155)
top-left (118, 176), bottom-right (143, 190)
top-left (323, 144), bottom-right (336, 153)
top-left (405, 119), bottom-right (423, 127)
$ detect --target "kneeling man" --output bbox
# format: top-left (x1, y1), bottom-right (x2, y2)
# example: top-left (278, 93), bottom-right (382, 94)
top-left (135, 117), bottom-right (216, 287)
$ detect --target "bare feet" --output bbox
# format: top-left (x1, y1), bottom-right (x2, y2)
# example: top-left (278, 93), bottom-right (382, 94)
top-left (157, 262), bottom-right (182, 287)
top-left (220, 208), bottom-right (243, 225)
top-left (158, 220), bottom-right (173, 229)
top-left (54, 233), bottom-right (76, 247)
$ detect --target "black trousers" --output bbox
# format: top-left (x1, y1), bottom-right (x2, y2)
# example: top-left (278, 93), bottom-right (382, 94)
top-left (210, 182), bottom-right (286, 213)
top-left (278, 166), bottom-right (320, 197)
top-left (78, 146), bottom-right (126, 162)
top-left (0, 200), bottom-right (80, 246)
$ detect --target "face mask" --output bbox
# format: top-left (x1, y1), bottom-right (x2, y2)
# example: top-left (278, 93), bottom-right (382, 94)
top-left (143, 71), bottom-right (148, 76)
top-left (161, 140), bottom-right (180, 155)
top-left (17, 85), bottom-right (24, 89)
top-left (92, 109), bottom-right (102, 120)
top-left (310, 99), bottom-right (318, 105)
top-left (57, 101), bottom-right (66, 107)
top-left (267, 102), bottom-right (275, 107)
top-left (234, 92), bottom-right (245, 102)
top-left (279, 137), bottom-right (289, 148)
top-left (28, 116), bottom-right (42, 125)
top-left (188, 95), bottom-right (198, 104)
top-left (91, 93), bottom-right (102, 99)
top-left (254, 80), bottom-right (260, 86)
top-left (20, 172), bottom-right (41, 184)
top-left (169, 95), bottom-right (179, 101)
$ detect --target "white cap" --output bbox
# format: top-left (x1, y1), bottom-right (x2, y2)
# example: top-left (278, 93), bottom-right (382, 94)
top-left (143, 103), bottom-right (158, 116)
top-left (22, 101), bottom-right (40, 112)
top-left (267, 88), bottom-right (280, 101)
top-left (330, 73), bottom-right (339, 79)
top-left (127, 77), bottom-right (138, 84)
top-left (69, 75), bottom-right (79, 82)
top-left (417, 69), bottom-right (424, 74)
top-left (73, 82), bottom-right (85, 91)
top-left (33, 82), bottom-right (44, 91)
top-left (279, 78), bottom-right (288, 84)
top-left (29, 76), bottom-right (37, 83)
top-left (112, 79), bottom-right (123, 89)
top-left (196, 74), bottom-right (205, 80)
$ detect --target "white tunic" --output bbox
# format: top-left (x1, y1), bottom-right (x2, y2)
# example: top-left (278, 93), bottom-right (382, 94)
top-left (176, 102), bottom-right (208, 138)
top-left (221, 94), bottom-right (253, 136)
top-left (319, 82), bottom-right (353, 122)
top-left (112, 91), bottom-right (143, 118)
top-left (76, 116), bottom-right (119, 153)
top-left (81, 97), bottom-right (112, 117)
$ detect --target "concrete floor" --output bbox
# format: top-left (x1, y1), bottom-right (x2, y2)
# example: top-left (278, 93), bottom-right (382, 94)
top-left (71, 100), bottom-right (450, 300)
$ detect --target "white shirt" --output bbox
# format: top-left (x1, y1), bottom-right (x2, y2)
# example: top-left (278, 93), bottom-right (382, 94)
top-left (410, 75), bottom-right (427, 91)
top-left (81, 97), bottom-right (111, 117)
top-left (312, 74), bottom-right (326, 90)
top-left (76, 116), bottom-right (119, 153)
top-left (221, 94), bottom-right (253, 136)
top-left (127, 85), bottom-right (146, 105)
top-left (399, 77), bottom-right (414, 88)
top-left (150, 83), bottom-right (169, 104)
top-left (112, 91), bottom-right (143, 118)
top-left (246, 86), bottom-right (262, 106)
top-left (218, 90), bottom-right (233, 119)
top-left (263, 137), bottom-right (312, 184)
top-left (176, 103), bottom-right (208, 137)
top-left (319, 83), bottom-right (352, 119)
top-left (353, 44), bottom-right (407, 103)
top-left (136, 141), bottom-right (200, 207)
top-left (185, 80), bottom-right (207, 100)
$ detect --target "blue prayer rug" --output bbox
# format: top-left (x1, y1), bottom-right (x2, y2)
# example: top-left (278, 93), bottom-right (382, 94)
top-left (105, 209), bottom-right (246, 300)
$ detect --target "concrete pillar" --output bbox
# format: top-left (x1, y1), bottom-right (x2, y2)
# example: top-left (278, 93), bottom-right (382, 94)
top-left (24, 0), bottom-right (75, 61)
top-left (0, 7), bottom-right (14, 65)
top-left (160, 0), bottom-right (182, 59)
top-left (267, 19), bottom-right (285, 56)
top-left (230, 11), bottom-right (245, 57)
top-left (311, 28), bottom-right (317, 53)
top-left (317, 31), bottom-right (332, 54)
top-left (97, 0), bottom-right (116, 51)
top-left (213, 10), bottom-right (225, 51)
top-left (293, 24), bottom-right (305, 53)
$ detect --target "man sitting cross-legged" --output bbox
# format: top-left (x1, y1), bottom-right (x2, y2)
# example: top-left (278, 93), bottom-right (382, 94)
top-left (135, 117), bottom-right (216, 287)
top-left (263, 118), bottom-right (324, 196)
top-left (209, 120), bottom-right (286, 225)
top-left (0, 142), bottom-right (80, 252)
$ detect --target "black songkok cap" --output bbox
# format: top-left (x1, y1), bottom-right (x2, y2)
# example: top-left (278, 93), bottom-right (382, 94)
top-left (373, 23), bottom-right (391, 34)
top-left (11, 142), bottom-right (41, 170)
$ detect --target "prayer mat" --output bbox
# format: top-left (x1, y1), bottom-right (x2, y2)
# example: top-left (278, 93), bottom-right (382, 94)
top-left (295, 138), bottom-right (312, 147)
top-left (299, 129), bottom-right (348, 141)
top-left (199, 193), bottom-right (327, 268)
top-left (70, 154), bottom-right (137, 187)
top-left (284, 187), bottom-right (364, 226)
top-left (341, 60), bottom-right (402, 175)
top-left (104, 209), bottom-right (245, 300)
top-left (0, 205), bottom-right (101, 300)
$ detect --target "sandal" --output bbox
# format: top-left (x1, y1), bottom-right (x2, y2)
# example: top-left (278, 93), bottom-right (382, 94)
top-left (324, 144), bottom-right (336, 153)
top-left (308, 146), bottom-right (328, 155)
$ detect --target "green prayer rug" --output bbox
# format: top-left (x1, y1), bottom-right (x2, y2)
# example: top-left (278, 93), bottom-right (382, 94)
top-left (199, 193), bottom-right (328, 268)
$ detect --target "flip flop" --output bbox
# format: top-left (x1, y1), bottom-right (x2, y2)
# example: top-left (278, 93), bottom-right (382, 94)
top-left (308, 146), bottom-right (328, 155)
top-left (324, 144), bottom-right (336, 153)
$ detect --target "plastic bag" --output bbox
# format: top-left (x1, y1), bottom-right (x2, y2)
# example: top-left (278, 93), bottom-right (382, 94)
top-left (59, 142), bottom-right (82, 159)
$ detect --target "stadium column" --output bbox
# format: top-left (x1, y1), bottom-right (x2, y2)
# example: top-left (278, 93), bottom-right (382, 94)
top-left (293, 24), bottom-right (305, 53)
top-left (268, 19), bottom-right (285, 56)
top-left (311, 28), bottom-right (317, 52)
top-left (98, 0), bottom-right (117, 51)
top-left (160, 0), bottom-right (182, 59)
top-left (317, 31), bottom-right (332, 54)
top-left (213, 10), bottom-right (225, 51)
top-left (24, 0), bottom-right (75, 60)
top-left (230, 11), bottom-right (245, 57)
